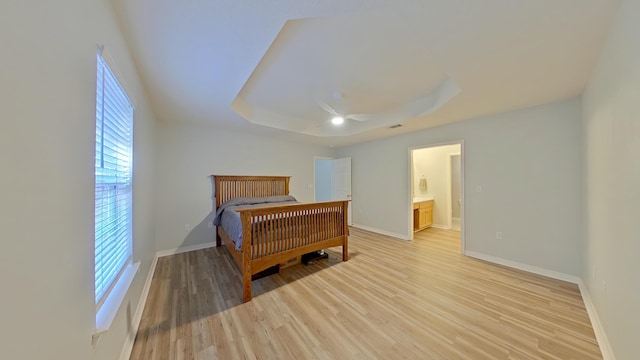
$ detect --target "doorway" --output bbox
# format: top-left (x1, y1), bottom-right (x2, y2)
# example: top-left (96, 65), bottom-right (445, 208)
top-left (314, 157), bottom-right (353, 226)
top-left (408, 142), bottom-right (464, 253)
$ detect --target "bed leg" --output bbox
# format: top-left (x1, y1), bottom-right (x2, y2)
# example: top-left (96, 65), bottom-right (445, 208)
top-left (215, 228), bottom-right (221, 247)
top-left (241, 212), bottom-right (253, 302)
top-left (342, 202), bottom-right (349, 262)
top-left (343, 239), bottom-right (349, 262)
top-left (242, 269), bottom-right (252, 303)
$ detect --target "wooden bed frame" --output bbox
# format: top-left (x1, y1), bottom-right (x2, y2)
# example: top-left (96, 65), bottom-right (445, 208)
top-left (213, 175), bottom-right (349, 302)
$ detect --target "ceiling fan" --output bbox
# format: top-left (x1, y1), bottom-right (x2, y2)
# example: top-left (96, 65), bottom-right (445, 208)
top-left (314, 92), bottom-right (364, 125)
top-left (315, 77), bottom-right (461, 125)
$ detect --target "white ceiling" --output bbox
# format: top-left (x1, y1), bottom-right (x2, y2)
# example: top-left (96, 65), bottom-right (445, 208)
top-left (112, 0), bottom-right (618, 147)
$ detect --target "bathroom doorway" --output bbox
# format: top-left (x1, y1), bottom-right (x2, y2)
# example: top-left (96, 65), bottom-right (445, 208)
top-left (408, 141), bottom-right (464, 253)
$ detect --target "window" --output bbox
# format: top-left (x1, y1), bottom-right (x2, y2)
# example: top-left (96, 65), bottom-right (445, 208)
top-left (95, 52), bottom-right (134, 310)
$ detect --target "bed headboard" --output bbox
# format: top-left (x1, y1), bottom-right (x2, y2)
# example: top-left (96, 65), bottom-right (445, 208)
top-left (212, 175), bottom-right (291, 209)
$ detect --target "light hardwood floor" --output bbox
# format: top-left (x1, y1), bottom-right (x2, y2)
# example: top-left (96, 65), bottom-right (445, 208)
top-left (130, 227), bottom-right (602, 359)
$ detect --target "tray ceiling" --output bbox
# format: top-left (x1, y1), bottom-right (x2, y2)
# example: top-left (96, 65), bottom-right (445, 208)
top-left (112, 0), bottom-right (619, 146)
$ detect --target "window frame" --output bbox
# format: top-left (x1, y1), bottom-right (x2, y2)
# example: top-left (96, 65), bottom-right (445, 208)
top-left (94, 48), bottom-right (139, 334)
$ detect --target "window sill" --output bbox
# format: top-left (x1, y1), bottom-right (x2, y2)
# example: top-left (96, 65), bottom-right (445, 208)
top-left (94, 261), bottom-right (140, 338)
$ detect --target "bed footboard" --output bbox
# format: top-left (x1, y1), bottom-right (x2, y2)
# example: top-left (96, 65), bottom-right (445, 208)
top-left (237, 200), bottom-right (349, 302)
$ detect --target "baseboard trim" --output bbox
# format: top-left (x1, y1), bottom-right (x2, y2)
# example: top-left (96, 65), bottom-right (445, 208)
top-left (352, 224), bottom-right (409, 240)
top-left (464, 250), bottom-right (581, 284)
top-left (118, 254), bottom-right (158, 360)
top-left (430, 224), bottom-right (450, 230)
top-left (156, 242), bottom-right (217, 258)
top-left (577, 280), bottom-right (616, 360)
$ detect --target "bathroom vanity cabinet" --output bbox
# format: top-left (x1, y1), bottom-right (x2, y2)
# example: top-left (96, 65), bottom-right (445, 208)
top-left (413, 200), bottom-right (433, 231)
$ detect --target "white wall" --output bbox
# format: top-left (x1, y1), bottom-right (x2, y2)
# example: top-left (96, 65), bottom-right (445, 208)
top-left (582, 0), bottom-right (640, 358)
top-left (336, 99), bottom-right (583, 276)
top-left (154, 123), bottom-right (334, 252)
top-left (0, 1), bottom-right (157, 360)
top-left (413, 144), bottom-right (460, 227)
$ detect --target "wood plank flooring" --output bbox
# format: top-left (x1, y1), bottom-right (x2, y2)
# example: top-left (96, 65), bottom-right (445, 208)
top-left (130, 227), bottom-right (602, 359)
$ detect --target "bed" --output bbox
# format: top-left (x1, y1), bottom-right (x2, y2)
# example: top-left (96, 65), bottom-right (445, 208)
top-left (212, 175), bottom-right (349, 302)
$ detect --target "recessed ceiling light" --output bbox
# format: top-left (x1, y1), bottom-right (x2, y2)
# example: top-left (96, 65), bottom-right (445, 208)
top-left (331, 116), bottom-right (344, 125)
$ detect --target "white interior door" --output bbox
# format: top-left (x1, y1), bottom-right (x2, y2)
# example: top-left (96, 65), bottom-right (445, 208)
top-left (331, 157), bottom-right (352, 226)
top-left (314, 158), bottom-right (333, 201)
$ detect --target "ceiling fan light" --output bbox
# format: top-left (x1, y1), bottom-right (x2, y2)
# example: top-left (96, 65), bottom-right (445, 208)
top-left (331, 116), bottom-right (344, 125)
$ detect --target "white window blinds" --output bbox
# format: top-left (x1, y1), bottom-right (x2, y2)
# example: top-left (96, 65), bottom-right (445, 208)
top-left (95, 52), bottom-right (134, 307)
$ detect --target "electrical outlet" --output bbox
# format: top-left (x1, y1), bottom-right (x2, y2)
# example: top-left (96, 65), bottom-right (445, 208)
top-left (476, 185), bottom-right (482, 193)
top-left (496, 231), bottom-right (503, 240)
top-left (207, 221), bottom-right (213, 228)
top-left (602, 280), bottom-right (607, 293)
top-left (184, 224), bottom-right (190, 232)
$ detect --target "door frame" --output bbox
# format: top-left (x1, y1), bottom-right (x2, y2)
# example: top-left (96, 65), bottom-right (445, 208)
top-left (446, 152), bottom-right (461, 231)
top-left (407, 140), bottom-right (466, 254)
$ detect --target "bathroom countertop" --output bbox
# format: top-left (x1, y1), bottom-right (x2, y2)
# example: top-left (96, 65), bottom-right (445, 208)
top-left (413, 196), bottom-right (434, 203)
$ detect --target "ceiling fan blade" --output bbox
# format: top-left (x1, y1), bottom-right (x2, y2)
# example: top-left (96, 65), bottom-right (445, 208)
top-left (345, 77), bottom-right (461, 123)
top-left (314, 99), bottom-right (338, 116)
top-left (345, 113), bottom-right (375, 121)
top-left (346, 109), bottom-right (405, 122)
